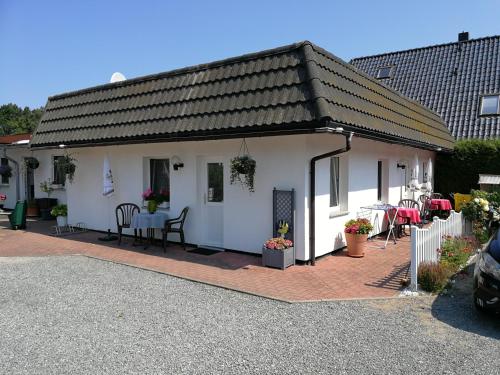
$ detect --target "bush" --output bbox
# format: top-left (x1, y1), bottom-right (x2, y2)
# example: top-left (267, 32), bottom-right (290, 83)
top-left (435, 139), bottom-right (500, 194)
top-left (418, 262), bottom-right (452, 293)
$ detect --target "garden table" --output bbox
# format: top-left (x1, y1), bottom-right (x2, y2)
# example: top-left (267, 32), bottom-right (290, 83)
top-left (360, 204), bottom-right (399, 249)
top-left (429, 198), bottom-right (452, 211)
top-left (396, 207), bottom-right (421, 225)
top-left (131, 211), bottom-right (169, 248)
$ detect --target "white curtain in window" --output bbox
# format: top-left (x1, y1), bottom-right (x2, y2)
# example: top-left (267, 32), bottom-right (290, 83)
top-left (330, 157), bottom-right (339, 207)
top-left (150, 159), bottom-right (170, 193)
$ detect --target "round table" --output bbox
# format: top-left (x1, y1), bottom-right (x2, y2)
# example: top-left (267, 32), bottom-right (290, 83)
top-left (131, 211), bottom-right (169, 248)
top-left (430, 199), bottom-right (452, 211)
top-left (397, 207), bottom-right (421, 224)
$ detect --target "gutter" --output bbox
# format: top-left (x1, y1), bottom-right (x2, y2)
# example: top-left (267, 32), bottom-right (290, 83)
top-left (1, 147), bottom-right (21, 202)
top-left (309, 126), bottom-right (354, 266)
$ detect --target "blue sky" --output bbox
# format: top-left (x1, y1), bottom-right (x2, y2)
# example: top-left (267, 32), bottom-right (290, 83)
top-left (1, 0), bottom-right (499, 108)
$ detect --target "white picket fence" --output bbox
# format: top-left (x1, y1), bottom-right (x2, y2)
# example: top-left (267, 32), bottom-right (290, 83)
top-left (410, 210), bottom-right (465, 291)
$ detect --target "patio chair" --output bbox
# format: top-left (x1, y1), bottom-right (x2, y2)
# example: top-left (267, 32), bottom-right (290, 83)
top-left (8, 200), bottom-right (27, 230)
top-left (163, 207), bottom-right (189, 251)
top-left (398, 199), bottom-right (419, 235)
top-left (430, 192), bottom-right (443, 199)
top-left (419, 195), bottom-right (432, 223)
top-left (115, 203), bottom-right (142, 245)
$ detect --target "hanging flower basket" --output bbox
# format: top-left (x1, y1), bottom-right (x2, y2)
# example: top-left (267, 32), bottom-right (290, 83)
top-left (25, 157), bottom-right (40, 170)
top-left (55, 154), bottom-right (77, 183)
top-left (230, 139), bottom-right (256, 192)
top-left (0, 165), bottom-right (12, 179)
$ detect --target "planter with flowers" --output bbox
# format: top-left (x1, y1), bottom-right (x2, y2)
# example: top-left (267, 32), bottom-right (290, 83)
top-left (262, 237), bottom-right (294, 270)
top-left (344, 218), bottom-right (374, 258)
top-left (142, 188), bottom-right (170, 213)
top-left (51, 204), bottom-right (68, 227)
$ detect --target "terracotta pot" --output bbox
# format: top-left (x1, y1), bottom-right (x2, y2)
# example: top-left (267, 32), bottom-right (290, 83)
top-left (345, 232), bottom-right (368, 258)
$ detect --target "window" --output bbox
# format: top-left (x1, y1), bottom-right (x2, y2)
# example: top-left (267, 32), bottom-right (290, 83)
top-left (1, 158), bottom-right (9, 185)
top-left (330, 157), bottom-right (340, 207)
top-left (149, 159), bottom-right (170, 202)
top-left (376, 66), bottom-right (393, 79)
top-left (422, 161), bottom-right (428, 183)
top-left (53, 156), bottom-right (66, 185)
top-left (207, 162), bottom-right (223, 202)
top-left (480, 95), bottom-right (500, 116)
top-left (377, 161), bottom-right (382, 201)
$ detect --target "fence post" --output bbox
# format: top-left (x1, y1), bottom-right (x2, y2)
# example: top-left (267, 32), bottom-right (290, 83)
top-left (410, 225), bottom-right (418, 291)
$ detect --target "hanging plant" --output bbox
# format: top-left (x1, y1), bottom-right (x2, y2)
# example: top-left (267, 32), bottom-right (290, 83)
top-left (0, 165), bottom-right (12, 178)
top-left (230, 139), bottom-right (256, 192)
top-left (25, 157), bottom-right (40, 170)
top-left (55, 154), bottom-right (77, 183)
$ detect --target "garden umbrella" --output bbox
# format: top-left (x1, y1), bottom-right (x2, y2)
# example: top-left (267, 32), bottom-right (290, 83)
top-left (98, 155), bottom-right (117, 241)
top-left (425, 158), bottom-right (433, 192)
top-left (409, 154), bottom-right (421, 190)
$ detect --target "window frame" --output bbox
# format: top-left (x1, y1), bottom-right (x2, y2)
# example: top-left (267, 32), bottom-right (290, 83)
top-left (147, 158), bottom-right (171, 208)
top-left (479, 94), bottom-right (500, 116)
top-left (1, 158), bottom-right (9, 185)
top-left (330, 156), bottom-right (340, 209)
top-left (376, 65), bottom-right (393, 79)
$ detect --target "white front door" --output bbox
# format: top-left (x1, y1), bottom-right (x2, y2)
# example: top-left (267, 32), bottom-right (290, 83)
top-left (200, 158), bottom-right (224, 248)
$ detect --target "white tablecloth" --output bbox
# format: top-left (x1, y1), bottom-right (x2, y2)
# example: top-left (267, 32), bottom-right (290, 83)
top-left (131, 212), bottom-right (169, 229)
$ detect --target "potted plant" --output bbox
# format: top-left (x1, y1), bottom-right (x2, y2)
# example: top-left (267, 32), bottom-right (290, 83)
top-left (55, 154), bottom-right (77, 183)
top-left (262, 237), bottom-right (295, 270)
top-left (230, 155), bottom-right (256, 192)
top-left (27, 200), bottom-right (40, 217)
top-left (25, 157), bottom-right (40, 170)
top-left (142, 188), bottom-right (169, 213)
top-left (0, 164), bottom-right (12, 179)
top-left (344, 218), bottom-right (374, 258)
top-left (51, 204), bottom-right (68, 227)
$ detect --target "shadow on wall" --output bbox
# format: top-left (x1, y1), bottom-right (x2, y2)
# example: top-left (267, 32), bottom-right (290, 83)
top-left (431, 263), bottom-right (500, 339)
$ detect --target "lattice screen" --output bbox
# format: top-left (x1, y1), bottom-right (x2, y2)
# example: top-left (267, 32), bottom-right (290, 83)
top-left (272, 188), bottom-right (295, 241)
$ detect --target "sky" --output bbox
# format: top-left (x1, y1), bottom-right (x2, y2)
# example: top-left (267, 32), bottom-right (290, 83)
top-left (1, 0), bottom-right (499, 109)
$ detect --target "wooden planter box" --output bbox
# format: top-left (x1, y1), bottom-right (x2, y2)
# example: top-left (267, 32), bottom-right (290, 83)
top-left (262, 246), bottom-right (295, 270)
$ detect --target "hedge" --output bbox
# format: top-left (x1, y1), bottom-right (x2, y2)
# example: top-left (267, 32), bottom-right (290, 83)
top-left (435, 139), bottom-right (500, 194)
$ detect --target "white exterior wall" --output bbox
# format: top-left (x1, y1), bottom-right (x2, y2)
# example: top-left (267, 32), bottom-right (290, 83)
top-left (0, 147), bottom-right (67, 209)
top-left (2, 133), bottom-right (435, 262)
top-left (306, 135), bottom-right (435, 259)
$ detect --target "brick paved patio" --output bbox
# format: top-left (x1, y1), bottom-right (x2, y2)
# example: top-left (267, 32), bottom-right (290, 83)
top-left (0, 217), bottom-right (411, 302)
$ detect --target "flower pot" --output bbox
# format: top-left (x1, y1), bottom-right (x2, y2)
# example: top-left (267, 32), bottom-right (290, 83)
top-left (262, 246), bottom-right (295, 270)
top-left (27, 205), bottom-right (40, 217)
top-left (147, 200), bottom-right (157, 214)
top-left (56, 215), bottom-right (67, 227)
top-left (345, 232), bottom-right (368, 258)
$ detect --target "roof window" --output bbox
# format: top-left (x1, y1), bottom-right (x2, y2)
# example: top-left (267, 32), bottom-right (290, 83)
top-left (376, 66), bottom-right (393, 79)
top-left (480, 95), bottom-right (500, 116)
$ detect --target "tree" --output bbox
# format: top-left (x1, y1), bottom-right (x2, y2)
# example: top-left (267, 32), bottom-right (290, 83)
top-left (0, 103), bottom-right (44, 135)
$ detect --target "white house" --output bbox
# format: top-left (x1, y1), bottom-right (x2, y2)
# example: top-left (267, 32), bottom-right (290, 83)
top-left (17, 41), bottom-right (454, 263)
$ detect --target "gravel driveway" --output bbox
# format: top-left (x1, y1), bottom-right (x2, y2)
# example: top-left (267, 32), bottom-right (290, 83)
top-left (0, 256), bottom-right (498, 374)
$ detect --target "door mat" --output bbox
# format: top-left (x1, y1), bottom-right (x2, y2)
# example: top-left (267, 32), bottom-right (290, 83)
top-left (188, 248), bottom-right (221, 256)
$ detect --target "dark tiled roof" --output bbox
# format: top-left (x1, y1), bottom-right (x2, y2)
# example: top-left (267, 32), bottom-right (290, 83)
top-left (32, 42), bottom-right (454, 149)
top-left (350, 35), bottom-right (500, 139)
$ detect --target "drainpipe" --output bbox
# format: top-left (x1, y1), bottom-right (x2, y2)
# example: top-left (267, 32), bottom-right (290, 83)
top-left (2, 147), bottom-right (20, 201)
top-left (309, 127), bottom-right (354, 266)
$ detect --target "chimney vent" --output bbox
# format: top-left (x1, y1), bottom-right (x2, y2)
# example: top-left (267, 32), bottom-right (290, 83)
top-left (458, 31), bottom-right (469, 42)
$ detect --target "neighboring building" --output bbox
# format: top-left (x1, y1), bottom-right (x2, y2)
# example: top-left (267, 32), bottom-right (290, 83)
top-left (351, 33), bottom-right (500, 139)
top-left (30, 41), bottom-right (453, 262)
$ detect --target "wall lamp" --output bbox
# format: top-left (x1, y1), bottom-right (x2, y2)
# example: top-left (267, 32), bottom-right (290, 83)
top-left (172, 156), bottom-right (184, 170)
top-left (397, 163), bottom-right (406, 169)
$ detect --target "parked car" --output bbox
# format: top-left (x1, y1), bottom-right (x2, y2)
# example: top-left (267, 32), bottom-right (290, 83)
top-left (473, 231), bottom-right (500, 314)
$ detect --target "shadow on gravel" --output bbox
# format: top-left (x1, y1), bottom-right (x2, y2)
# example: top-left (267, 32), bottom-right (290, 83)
top-left (431, 263), bottom-right (500, 339)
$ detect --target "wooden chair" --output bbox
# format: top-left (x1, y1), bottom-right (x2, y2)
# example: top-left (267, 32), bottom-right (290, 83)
top-left (163, 207), bottom-right (189, 251)
top-left (115, 203), bottom-right (141, 245)
top-left (398, 199), bottom-right (419, 235)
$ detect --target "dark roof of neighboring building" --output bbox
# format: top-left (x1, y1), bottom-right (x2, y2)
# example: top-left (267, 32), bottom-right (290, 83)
top-left (31, 41), bottom-right (454, 150)
top-left (350, 35), bottom-right (500, 140)
top-left (0, 133), bottom-right (31, 144)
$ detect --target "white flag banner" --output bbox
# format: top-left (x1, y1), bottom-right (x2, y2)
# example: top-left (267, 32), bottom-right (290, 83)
top-left (103, 156), bottom-right (114, 197)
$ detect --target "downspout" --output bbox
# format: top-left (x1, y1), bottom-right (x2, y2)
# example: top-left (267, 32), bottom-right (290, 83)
top-left (2, 147), bottom-right (20, 201)
top-left (309, 127), bottom-right (353, 266)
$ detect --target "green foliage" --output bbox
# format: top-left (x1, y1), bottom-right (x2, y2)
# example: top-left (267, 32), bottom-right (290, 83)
top-left (344, 218), bottom-right (374, 234)
top-left (50, 204), bottom-right (67, 217)
top-left (230, 155), bottom-right (256, 192)
top-left (439, 236), bottom-right (476, 271)
top-left (435, 139), bottom-right (500, 194)
top-left (417, 261), bottom-right (452, 293)
top-left (0, 103), bottom-right (44, 135)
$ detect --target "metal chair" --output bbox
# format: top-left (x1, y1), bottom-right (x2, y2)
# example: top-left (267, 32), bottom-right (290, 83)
top-left (398, 199), bottom-right (419, 235)
top-left (419, 195), bottom-right (432, 223)
top-left (115, 203), bottom-right (141, 245)
top-left (163, 207), bottom-right (189, 251)
top-left (431, 193), bottom-right (443, 199)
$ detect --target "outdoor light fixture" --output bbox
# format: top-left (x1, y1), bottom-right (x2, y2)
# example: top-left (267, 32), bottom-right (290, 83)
top-left (58, 144), bottom-right (66, 148)
top-left (397, 163), bottom-right (406, 169)
top-left (334, 127), bottom-right (344, 133)
top-left (436, 147), bottom-right (442, 151)
top-left (172, 156), bottom-right (184, 170)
